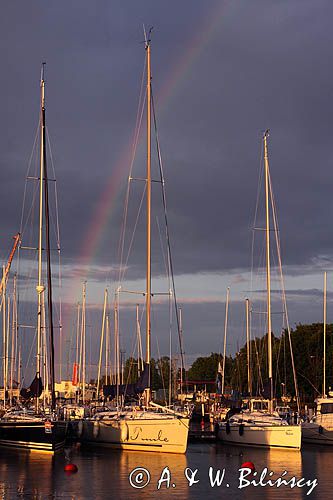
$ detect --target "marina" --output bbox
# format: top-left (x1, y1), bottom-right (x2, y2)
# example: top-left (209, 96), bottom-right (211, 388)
top-left (1, 1), bottom-right (333, 498)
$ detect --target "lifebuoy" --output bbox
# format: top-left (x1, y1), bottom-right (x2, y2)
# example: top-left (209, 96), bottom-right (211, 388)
top-left (239, 423), bottom-right (244, 436)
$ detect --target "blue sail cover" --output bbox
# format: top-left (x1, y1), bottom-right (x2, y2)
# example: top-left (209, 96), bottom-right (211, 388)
top-left (103, 363), bottom-right (149, 398)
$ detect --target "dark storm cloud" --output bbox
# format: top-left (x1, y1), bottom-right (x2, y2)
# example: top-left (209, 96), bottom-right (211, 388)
top-left (1, 1), bottom-right (333, 284)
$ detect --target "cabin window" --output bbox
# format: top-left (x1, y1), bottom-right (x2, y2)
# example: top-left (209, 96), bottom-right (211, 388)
top-left (252, 401), bottom-right (268, 411)
top-left (320, 403), bottom-right (333, 414)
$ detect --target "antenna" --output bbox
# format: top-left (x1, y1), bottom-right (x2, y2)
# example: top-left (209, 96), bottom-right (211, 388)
top-left (40, 62), bottom-right (46, 82)
top-left (143, 25), bottom-right (153, 48)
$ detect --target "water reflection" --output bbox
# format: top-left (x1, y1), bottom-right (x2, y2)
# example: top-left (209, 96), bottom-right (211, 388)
top-left (0, 444), bottom-right (328, 498)
top-left (0, 450), bottom-right (55, 498)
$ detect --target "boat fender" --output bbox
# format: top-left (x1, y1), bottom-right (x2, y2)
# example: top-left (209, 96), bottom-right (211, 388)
top-left (93, 421), bottom-right (100, 438)
top-left (239, 423), bottom-right (244, 436)
top-left (77, 420), bottom-right (84, 438)
top-left (319, 425), bottom-right (324, 434)
top-left (226, 421), bottom-right (231, 434)
top-left (121, 422), bottom-right (129, 442)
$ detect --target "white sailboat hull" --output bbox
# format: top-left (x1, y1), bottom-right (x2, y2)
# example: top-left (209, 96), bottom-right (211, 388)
top-left (78, 415), bottom-right (189, 454)
top-left (219, 423), bottom-right (301, 449)
top-left (302, 422), bottom-right (333, 445)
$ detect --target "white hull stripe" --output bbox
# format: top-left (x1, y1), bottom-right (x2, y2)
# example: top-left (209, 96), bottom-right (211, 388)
top-left (0, 425), bottom-right (45, 429)
top-left (0, 439), bottom-right (65, 451)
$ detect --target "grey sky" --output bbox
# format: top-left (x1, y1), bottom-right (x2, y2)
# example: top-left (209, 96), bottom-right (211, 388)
top-left (1, 1), bottom-right (332, 377)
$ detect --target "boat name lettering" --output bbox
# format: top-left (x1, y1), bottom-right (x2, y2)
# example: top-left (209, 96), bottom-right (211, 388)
top-left (130, 427), bottom-right (169, 442)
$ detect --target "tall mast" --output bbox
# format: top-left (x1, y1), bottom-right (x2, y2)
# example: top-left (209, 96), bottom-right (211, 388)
top-left (42, 63), bottom-right (56, 410)
top-left (145, 30), bottom-right (152, 402)
top-left (323, 271), bottom-right (327, 397)
top-left (36, 65), bottom-right (46, 411)
top-left (263, 130), bottom-right (273, 406)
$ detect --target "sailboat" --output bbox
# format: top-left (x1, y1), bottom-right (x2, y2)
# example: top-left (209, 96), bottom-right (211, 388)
top-left (302, 272), bottom-right (333, 444)
top-left (0, 65), bottom-right (67, 453)
top-left (77, 34), bottom-right (190, 453)
top-left (218, 131), bottom-right (301, 449)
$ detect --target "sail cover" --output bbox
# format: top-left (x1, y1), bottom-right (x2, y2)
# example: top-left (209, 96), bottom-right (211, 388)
top-left (103, 363), bottom-right (149, 398)
top-left (20, 374), bottom-right (43, 399)
top-left (216, 361), bottom-right (223, 394)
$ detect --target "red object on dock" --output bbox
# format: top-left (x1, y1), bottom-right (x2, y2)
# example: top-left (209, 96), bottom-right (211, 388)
top-left (241, 461), bottom-right (255, 472)
top-left (64, 464), bottom-right (78, 473)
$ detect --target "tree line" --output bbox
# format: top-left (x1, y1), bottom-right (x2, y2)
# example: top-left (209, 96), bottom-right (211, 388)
top-left (121, 323), bottom-right (332, 403)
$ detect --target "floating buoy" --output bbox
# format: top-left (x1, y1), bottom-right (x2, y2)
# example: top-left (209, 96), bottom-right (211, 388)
top-left (241, 461), bottom-right (255, 472)
top-left (64, 463), bottom-right (78, 473)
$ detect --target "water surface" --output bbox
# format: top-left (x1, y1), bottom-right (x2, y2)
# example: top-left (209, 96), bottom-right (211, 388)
top-left (0, 442), bottom-right (330, 499)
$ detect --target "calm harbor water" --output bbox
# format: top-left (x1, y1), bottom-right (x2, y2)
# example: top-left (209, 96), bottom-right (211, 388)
top-left (0, 442), bottom-right (331, 499)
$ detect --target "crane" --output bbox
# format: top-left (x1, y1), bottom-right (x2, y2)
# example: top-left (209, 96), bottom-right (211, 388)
top-left (0, 233), bottom-right (21, 297)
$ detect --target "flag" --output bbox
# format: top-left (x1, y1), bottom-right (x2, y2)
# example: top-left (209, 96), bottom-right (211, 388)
top-left (72, 363), bottom-right (78, 386)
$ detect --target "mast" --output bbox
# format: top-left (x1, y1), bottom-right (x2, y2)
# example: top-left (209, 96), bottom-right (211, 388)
top-left (75, 302), bottom-right (80, 377)
top-left (6, 297), bottom-right (10, 407)
top-left (36, 65), bottom-right (46, 411)
top-left (263, 130), bottom-right (273, 407)
top-left (179, 307), bottom-right (183, 396)
top-left (105, 313), bottom-right (110, 385)
top-left (42, 63), bottom-right (56, 410)
top-left (97, 288), bottom-right (108, 398)
top-left (10, 274), bottom-right (17, 407)
top-left (145, 30), bottom-right (152, 403)
top-left (41, 290), bottom-right (49, 407)
top-left (2, 266), bottom-right (6, 409)
top-left (246, 298), bottom-right (251, 396)
top-left (221, 287), bottom-right (230, 395)
top-left (136, 304), bottom-right (144, 374)
top-left (323, 271), bottom-right (327, 397)
top-left (114, 290), bottom-right (120, 408)
top-left (81, 282), bottom-right (86, 403)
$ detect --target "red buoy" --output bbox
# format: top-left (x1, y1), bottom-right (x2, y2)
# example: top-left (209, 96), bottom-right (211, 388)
top-left (241, 461), bottom-right (255, 472)
top-left (64, 463), bottom-right (78, 473)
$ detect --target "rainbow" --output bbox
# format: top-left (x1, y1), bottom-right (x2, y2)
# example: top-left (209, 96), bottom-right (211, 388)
top-left (64, 1), bottom-right (228, 308)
